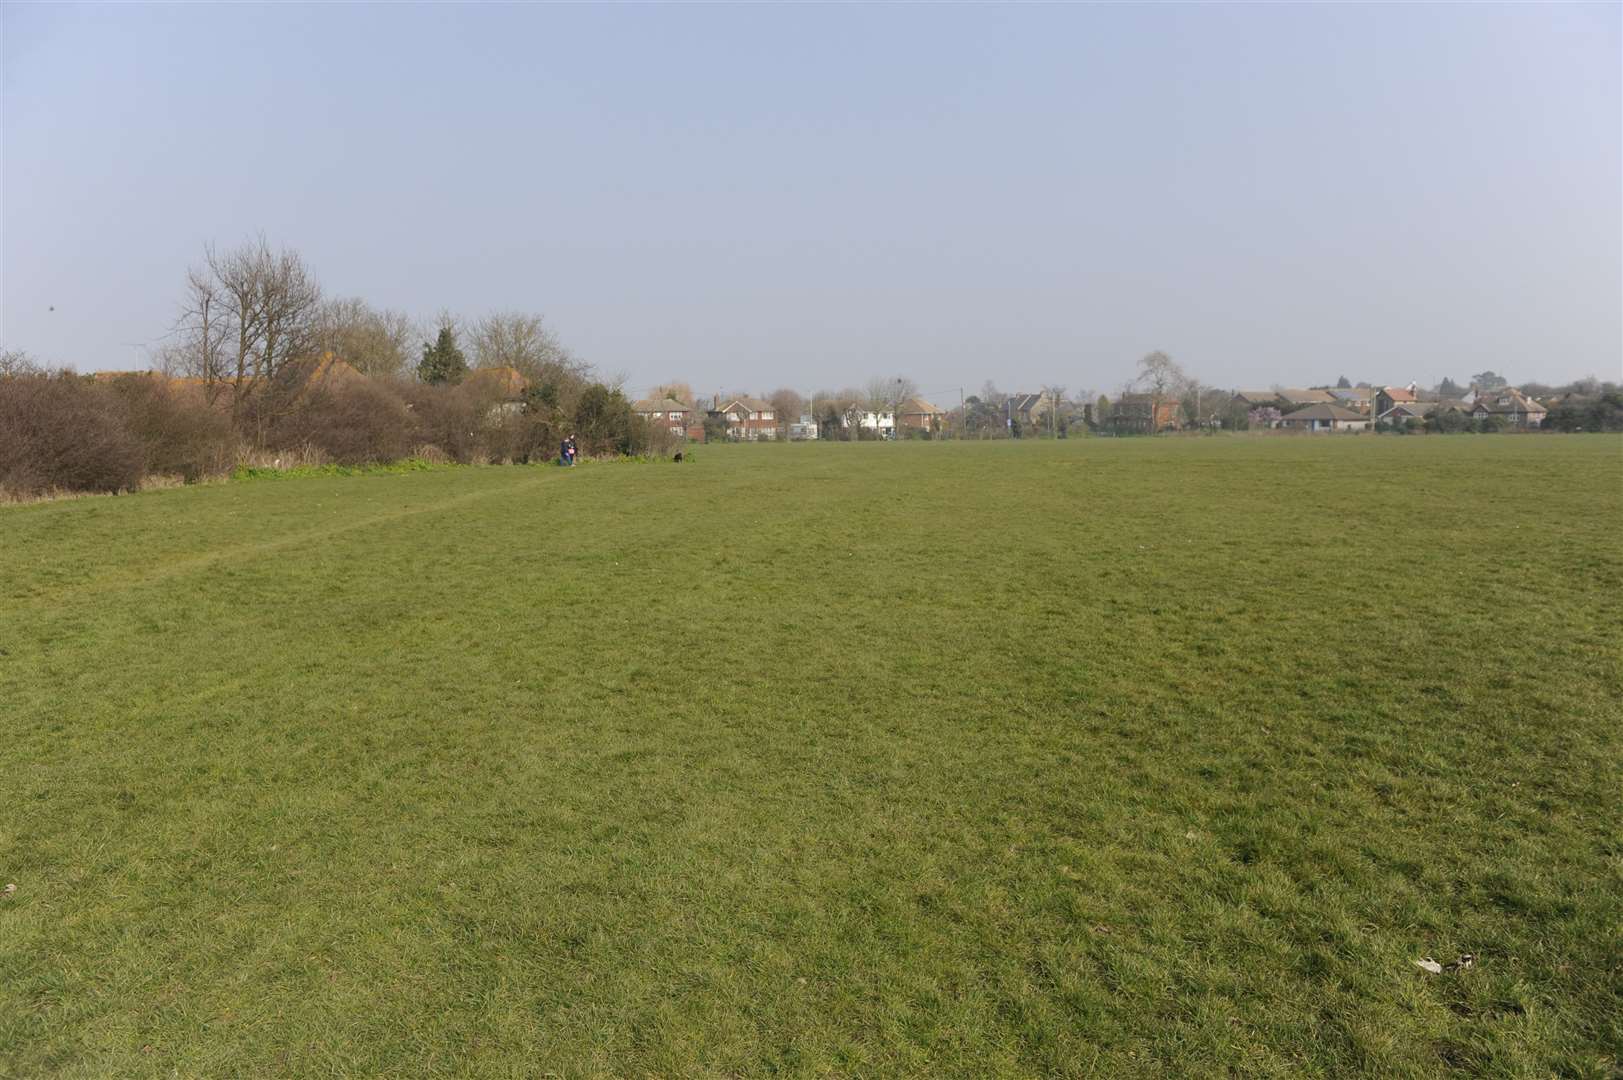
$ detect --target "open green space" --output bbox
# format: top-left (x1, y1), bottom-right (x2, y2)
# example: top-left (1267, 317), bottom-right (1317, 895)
top-left (3, 437), bottom-right (1620, 1077)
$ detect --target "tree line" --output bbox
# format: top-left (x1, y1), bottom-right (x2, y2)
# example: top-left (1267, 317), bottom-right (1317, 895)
top-left (0, 239), bottom-right (672, 499)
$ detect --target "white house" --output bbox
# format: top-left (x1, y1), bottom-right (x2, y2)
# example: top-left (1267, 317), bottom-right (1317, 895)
top-left (843, 410), bottom-right (895, 438)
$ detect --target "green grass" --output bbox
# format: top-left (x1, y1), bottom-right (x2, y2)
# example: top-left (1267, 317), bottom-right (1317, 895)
top-left (3, 437), bottom-right (1619, 1077)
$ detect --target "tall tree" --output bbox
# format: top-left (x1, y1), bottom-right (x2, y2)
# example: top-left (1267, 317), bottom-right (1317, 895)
top-left (1336, 375), bottom-right (1352, 388)
top-left (418, 325), bottom-right (469, 385)
top-left (1136, 350), bottom-right (1187, 431)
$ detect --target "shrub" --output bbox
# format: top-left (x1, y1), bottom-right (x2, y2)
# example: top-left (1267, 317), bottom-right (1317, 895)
top-left (261, 377), bottom-right (415, 465)
top-left (0, 372), bottom-right (145, 496)
top-left (106, 375), bottom-right (239, 482)
top-left (399, 381), bottom-right (485, 463)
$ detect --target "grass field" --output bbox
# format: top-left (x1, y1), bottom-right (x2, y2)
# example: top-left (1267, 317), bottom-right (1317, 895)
top-left (3, 436), bottom-right (1620, 1077)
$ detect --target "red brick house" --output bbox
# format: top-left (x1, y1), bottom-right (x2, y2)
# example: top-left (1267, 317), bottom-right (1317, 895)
top-left (632, 395), bottom-right (699, 438)
top-left (710, 396), bottom-right (778, 440)
top-left (896, 396), bottom-right (945, 433)
top-left (1110, 393), bottom-right (1181, 434)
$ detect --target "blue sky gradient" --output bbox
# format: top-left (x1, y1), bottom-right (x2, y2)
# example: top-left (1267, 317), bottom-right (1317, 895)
top-left (4, 2), bottom-right (1618, 394)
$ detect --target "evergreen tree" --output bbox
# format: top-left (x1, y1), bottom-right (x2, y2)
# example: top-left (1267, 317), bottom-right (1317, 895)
top-left (417, 326), bottom-right (468, 385)
top-left (1336, 375), bottom-right (1351, 388)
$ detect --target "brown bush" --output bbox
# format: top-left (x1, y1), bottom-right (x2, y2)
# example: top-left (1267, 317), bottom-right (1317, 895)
top-left (398, 381), bottom-right (485, 463)
top-left (0, 372), bottom-right (146, 495)
top-left (263, 378), bottom-right (416, 465)
top-left (106, 375), bottom-right (240, 482)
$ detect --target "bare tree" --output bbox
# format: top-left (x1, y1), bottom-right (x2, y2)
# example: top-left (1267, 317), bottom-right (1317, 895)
top-left (207, 241), bottom-right (267, 397)
top-left (167, 265), bottom-right (231, 398)
top-left (0, 348), bottom-right (41, 377)
top-left (312, 298), bottom-right (414, 378)
top-left (767, 388), bottom-right (805, 435)
top-left (256, 245), bottom-right (321, 381)
top-left (202, 237), bottom-right (320, 403)
top-left (653, 381), bottom-right (697, 406)
top-left (1136, 350), bottom-right (1187, 432)
top-left (470, 311), bottom-right (585, 386)
top-left (1041, 384), bottom-right (1067, 438)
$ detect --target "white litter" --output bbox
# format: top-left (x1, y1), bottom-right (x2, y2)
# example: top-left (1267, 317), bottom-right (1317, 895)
top-left (1414, 958), bottom-right (1443, 974)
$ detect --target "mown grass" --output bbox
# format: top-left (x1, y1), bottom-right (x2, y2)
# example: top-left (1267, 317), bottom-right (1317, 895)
top-left (2, 436), bottom-right (1619, 1078)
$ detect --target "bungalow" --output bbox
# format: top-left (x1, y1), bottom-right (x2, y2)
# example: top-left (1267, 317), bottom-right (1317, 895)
top-left (1377, 402), bottom-right (1429, 426)
top-left (1277, 404), bottom-right (1371, 432)
top-left (632, 395), bottom-right (698, 438)
top-left (710, 396), bottom-right (778, 440)
top-left (1111, 393), bottom-right (1182, 434)
top-left (1232, 390), bottom-right (1283, 408)
top-left (896, 396), bottom-right (945, 433)
top-left (1470, 388), bottom-right (1547, 427)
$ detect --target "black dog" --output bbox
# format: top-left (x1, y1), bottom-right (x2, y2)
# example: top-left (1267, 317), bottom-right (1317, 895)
top-left (673, 452), bottom-right (684, 463)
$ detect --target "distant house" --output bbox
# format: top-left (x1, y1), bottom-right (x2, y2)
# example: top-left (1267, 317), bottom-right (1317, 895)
top-left (1232, 390), bottom-right (1283, 409)
top-left (1374, 386), bottom-right (1419, 415)
top-left (1276, 388), bottom-right (1337, 408)
top-left (1277, 403), bottom-right (1371, 432)
top-left (632, 395), bottom-right (698, 438)
top-left (896, 396), bottom-right (945, 433)
top-left (1006, 390), bottom-right (1064, 429)
top-left (1327, 387), bottom-right (1373, 411)
top-left (1470, 388), bottom-right (1547, 427)
top-left (1377, 402), bottom-right (1429, 426)
top-left (788, 413), bottom-right (820, 440)
top-left (844, 410), bottom-right (896, 438)
top-left (1111, 393), bottom-right (1182, 434)
top-left (710, 396), bottom-right (778, 440)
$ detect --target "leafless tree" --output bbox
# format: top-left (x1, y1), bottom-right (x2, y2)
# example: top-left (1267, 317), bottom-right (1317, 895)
top-left (312, 298), bottom-right (414, 378)
top-left (165, 265), bottom-right (232, 398)
top-left (653, 381), bottom-right (697, 406)
top-left (767, 388), bottom-right (805, 434)
top-left (1136, 350), bottom-right (1188, 432)
top-left (470, 311), bottom-right (586, 386)
top-left (0, 348), bottom-right (42, 377)
top-left (201, 237), bottom-right (320, 403)
top-left (1041, 384), bottom-right (1067, 437)
top-left (257, 245), bottom-right (322, 382)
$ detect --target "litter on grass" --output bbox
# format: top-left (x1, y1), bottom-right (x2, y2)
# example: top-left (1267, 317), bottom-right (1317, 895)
top-left (1415, 953), bottom-right (1475, 975)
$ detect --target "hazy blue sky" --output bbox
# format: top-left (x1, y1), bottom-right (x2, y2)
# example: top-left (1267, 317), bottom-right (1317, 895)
top-left (4, 3), bottom-right (1618, 396)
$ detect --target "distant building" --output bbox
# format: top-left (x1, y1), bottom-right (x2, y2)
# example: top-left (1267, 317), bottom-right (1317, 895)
top-left (1276, 388), bottom-right (1337, 407)
top-left (1470, 388), bottom-right (1547, 427)
top-left (710, 397), bottom-right (778, 440)
top-left (1276, 404), bottom-right (1371, 432)
top-left (632, 395), bottom-right (698, 438)
top-left (1327, 387), bottom-right (1372, 411)
top-left (788, 413), bottom-right (820, 440)
top-left (844, 410), bottom-right (896, 438)
top-left (1111, 393), bottom-right (1182, 434)
top-left (896, 396), bottom-right (945, 433)
top-left (1232, 390), bottom-right (1283, 409)
top-left (1377, 402), bottom-right (1430, 426)
top-left (1373, 386), bottom-right (1420, 416)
